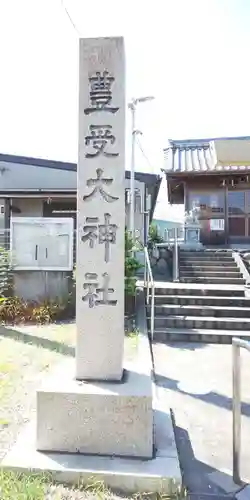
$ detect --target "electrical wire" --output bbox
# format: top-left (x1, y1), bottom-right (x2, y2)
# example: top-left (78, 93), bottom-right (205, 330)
top-left (61, 0), bottom-right (80, 35)
top-left (135, 135), bottom-right (155, 172)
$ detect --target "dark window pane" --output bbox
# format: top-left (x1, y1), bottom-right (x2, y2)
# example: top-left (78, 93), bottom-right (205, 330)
top-left (189, 193), bottom-right (224, 213)
top-left (228, 191), bottom-right (245, 215)
top-left (228, 217), bottom-right (245, 236)
top-left (246, 192), bottom-right (250, 213)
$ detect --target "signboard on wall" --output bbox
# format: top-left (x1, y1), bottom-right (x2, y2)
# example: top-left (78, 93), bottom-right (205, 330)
top-left (10, 217), bottom-right (74, 271)
top-left (210, 219), bottom-right (225, 231)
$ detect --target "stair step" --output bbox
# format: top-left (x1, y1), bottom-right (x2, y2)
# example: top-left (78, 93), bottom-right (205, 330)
top-left (179, 265), bottom-right (238, 271)
top-left (151, 304), bottom-right (250, 317)
top-left (180, 277), bottom-right (245, 285)
top-left (180, 256), bottom-right (235, 262)
top-left (152, 328), bottom-right (250, 344)
top-left (179, 271), bottom-right (242, 278)
top-left (152, 286), bottom-right (245, 297)
top-left (180, 251), bottom-right (233, 255)
top-left (150, 315), bottom-right (250, 330)
top-left (152, 294), bottom-right (250, 306)
top-left (179, 260), bottom-right (237, 267)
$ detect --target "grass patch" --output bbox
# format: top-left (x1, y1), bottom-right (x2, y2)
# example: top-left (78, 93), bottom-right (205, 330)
top-left (0, 362), bottom-right (15, 374)
top-left (0, 470), bottom-right (186, 499)
top-left (127, 330), bottom-right (139, 348)
top-left (0, 418), bottom-right (9, 427)
top-left (0, 470), bottom-right (51, 499)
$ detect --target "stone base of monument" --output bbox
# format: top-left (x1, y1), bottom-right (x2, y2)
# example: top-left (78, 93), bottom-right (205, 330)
top-left (1, 390), bottom-right (181, 495)
top-left (1, 332), bottom-right (181, 494)
top-left (36, 355), bottom-right (153, 459)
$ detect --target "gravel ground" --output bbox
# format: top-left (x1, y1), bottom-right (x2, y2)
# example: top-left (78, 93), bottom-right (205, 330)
top-left (0, 323), bottom-right (136, 462)
top-left (0, 322), bottom-right (77, 461)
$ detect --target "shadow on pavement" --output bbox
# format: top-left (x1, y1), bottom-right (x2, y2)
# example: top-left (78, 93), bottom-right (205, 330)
top-left (172, 413), bottom-right (240, 499)
top-left (0, 326), bottom-right (75, 357)
top-left (155, 372), bottom-right (250, 418)
top-left (153, 339), bottom-right (206, 351)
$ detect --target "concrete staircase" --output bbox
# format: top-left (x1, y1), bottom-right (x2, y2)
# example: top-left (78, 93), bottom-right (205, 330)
top-left (179, 249), bottom-right (245, 285)
top-left (147, 249), bottom-right (250, 343)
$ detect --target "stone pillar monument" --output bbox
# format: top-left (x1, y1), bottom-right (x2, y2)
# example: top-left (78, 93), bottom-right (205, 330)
top-left (76, 37), bottom-right (125, 381)
top-left (35, 36), bottom-right (153, 459)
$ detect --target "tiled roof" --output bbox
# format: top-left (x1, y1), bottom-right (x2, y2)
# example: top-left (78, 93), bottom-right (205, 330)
top-left (164, 139), bottom-right (250, 174)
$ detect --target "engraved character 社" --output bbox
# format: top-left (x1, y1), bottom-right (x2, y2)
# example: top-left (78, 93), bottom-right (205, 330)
top-left (84, 71), bottom-right (119, 114)
top-left (83, 168), bottom-right (118, 203)
top-left (81, 213), bottom-right (117, 263)
top-left (82, 272), bottom-right (117, 308)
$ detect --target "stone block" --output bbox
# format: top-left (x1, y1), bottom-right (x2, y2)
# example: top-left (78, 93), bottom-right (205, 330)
top-left (37, 358), bottom-right (153, 459)
top-left (2, 403), bottom-right (181, 495)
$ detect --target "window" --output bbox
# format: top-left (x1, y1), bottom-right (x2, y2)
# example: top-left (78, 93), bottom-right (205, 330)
top-left (228, 218), bottom-right (245, 236)
top-left (189, 192), bottom-right (224, 214)
top-left (228, 191), bottom-right (245, 215)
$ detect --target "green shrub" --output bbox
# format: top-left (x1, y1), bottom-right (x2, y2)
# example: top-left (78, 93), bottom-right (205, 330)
top-left (0, 297), bottom-right (73, 325)
top-left (0, 247), bottom-right (12, 297)
top-left (148, 223), bottom-right (163, 250)
top-left (125, 229), bottom-right (143, 297)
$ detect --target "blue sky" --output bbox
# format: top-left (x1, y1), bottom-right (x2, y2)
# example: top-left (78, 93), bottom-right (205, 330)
top-left (0, 0), bottom-right (249, 220)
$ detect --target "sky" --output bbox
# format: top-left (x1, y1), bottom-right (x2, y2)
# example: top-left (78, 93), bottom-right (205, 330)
top-left (0, 0), bottom-right (250, 221)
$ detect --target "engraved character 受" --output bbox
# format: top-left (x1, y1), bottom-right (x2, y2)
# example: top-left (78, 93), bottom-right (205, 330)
top-left (85, 125), bottom-right (118, 158)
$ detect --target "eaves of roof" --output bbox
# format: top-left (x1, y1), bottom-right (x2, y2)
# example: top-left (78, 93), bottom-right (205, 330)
top-left (164, 140), bottom-right (250, 175)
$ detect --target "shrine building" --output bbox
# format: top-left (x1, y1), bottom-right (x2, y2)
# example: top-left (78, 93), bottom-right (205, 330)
top-left (163, 136), bottom-right (250, 247)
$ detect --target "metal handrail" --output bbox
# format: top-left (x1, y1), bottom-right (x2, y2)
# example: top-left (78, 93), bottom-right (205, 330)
top-left (144, 246), bottom-right (155, 340)
top-left (173, 226), bottom-right (179, 281)
top-left (232, 337), bottom-right (250, 484)
top-left (155, 227), bottom-right (179, 281)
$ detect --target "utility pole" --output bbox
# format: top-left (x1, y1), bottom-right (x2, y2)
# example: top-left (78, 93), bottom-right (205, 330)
top-left (128, 96), bottom-right (154, 241)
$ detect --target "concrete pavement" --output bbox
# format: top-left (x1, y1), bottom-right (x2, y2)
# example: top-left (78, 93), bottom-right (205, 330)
top-left (153, 341), bottom-right (250, 499)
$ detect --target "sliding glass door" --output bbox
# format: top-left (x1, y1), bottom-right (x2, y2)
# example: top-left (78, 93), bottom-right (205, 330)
top-left (227, 191), bottom-right (250, 238)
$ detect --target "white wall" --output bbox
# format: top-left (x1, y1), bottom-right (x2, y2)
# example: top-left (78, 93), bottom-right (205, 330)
top-left (0, 161), bottom-right (75, 191)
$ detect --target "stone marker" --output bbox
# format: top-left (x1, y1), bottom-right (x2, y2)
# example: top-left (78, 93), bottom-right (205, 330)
top-left (36, 36), bottom-right (153, 459)
top-left (76, 36), bottom-right (125, 381)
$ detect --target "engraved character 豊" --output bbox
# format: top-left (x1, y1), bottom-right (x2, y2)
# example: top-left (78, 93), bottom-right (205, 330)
top-left (84, 71), bottom-right (119, 114)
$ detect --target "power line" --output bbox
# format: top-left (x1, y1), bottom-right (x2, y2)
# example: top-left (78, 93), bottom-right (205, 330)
top-left (135, 135), bottom-right (155, 172)
top-left (61, 0), bottom-right (80, 35)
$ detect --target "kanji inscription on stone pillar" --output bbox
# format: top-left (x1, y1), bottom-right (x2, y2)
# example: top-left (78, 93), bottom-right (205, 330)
top-left (76, 37), bottom-right (125, 381)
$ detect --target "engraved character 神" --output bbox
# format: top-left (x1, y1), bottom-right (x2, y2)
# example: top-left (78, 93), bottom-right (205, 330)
top-left (81, 213), bottom-right (117, 263)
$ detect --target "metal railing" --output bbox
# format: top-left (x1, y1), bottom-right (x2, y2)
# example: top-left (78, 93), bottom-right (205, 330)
top-left (173, 226), bottom-right (179, 281)
top-left (156, 227), bottom-right (179, 281)
top-left (144, 246), bottom-right (155, 340)
top-left (232, 337), bottom-right (250, 484)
